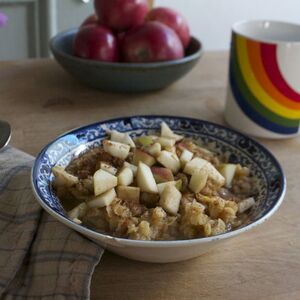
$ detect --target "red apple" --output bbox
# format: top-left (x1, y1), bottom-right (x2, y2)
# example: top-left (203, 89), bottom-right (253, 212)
top-left (80, 14), bottom-right (99, 28)
top-left (94, 0), bottom-right (150, 32)
top-left (121, 21), bottom-right (184, 63)
top-left (73, 24), bottom-right (119, 62)
top-left (147, 7), bottom-right (191, 49)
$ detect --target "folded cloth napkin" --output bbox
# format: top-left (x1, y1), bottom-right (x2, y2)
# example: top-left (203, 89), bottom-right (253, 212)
top-left (0, 147), bottom-right (104, 300)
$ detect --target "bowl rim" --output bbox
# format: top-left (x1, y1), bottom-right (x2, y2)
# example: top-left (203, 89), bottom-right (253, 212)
top-left (49, 28), bottom-right (203, 69)
top-left (31, 115), bottom-right (286, 247)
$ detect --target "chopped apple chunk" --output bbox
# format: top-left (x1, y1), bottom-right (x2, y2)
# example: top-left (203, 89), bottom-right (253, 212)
top-left (110, 130), bottom-right (135, 147)
top-left (137, 136), bottom-right (157, 147)
top-left (117, 186), bottom-right (140, 202)
top-left (159, 185), bottom-right (182, 215)
top-left (88, 188), bottom-right (116, 208)
top-left (52, 166), bottom-right (79, 187)
top-left (183, 157), bottom-right (208, 175)
top-left (180, 149), bottom-right (193, 167)
top-left (137, 162), bottom-right (158, 193)
top-left (93, 169), bottom-right (117, 196)
top-left (151, 167), bottom-right (174, 183)
top-left (157, 180), bottom-right (181, 194)
top-left (133, 148), bottom-right (156, 166)
top-left (238, 197), bottom-right (255, 213)
top-left (145, 142), bottom-right (161, 157)
top-left (118, 167), bottom-right (133, 186)
top-left (123, 161), bottom-right (138, 176)
top-left (204, 163), bottom-right (225, 186)
top-left (157, 137), bottom-right (176, 148)
top-left (161, 122), bottom-right (184, 142)
top-left (68, 203), bottom-right (87, 220)
top-left (100, 162), bottom-right (118, 175)
top-left (103, 140), bottom-right (130, 160)
top-left (218, 164), bottom-right (237, 188)
top-left (189, 168), bottom-right (208, 193)
top-left (157, 151), bottom-right (180, 174)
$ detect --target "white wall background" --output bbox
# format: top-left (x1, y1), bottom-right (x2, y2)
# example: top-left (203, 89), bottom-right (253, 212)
top-left (156, 0), bottom-right (300, 50)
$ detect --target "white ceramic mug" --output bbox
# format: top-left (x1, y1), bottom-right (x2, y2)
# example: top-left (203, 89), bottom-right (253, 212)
top-left (225, 20), bottom-right (300, 138)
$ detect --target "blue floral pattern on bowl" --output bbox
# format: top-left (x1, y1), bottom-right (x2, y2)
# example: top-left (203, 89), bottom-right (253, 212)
top-left (32, 116), bottom-right (285, 234)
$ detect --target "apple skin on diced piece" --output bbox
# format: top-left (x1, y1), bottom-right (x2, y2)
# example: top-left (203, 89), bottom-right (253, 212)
top-left (159, 185), bottom-right (182, 215)
top-left (88, 188), bottom-right (116, 208)
top-left (156, 137), bottom-right (176, 148)
top-left (118, 167), bottom-right (134, 186)
top-left (145, 142), bottom-right (161, 157)
top-left (160, 121), bottom-right (183, 142)
top-left (123, 161), bottom-right (138, 176)
top-left (103, 140), bottom-right (130, 160)
top-left (52, 166), bottom-right (79, 187)
top-left (110, 130), bottom-right (135, 148)
top-left (133, 148), bottom-right (156, 166)
top-left (93, 169), bottom-right (118, 196)
top-left (180, 149), bottom-right (193, 167)
top-left (189, 168), bottom-right (208, 193)
top-left (218, 164), bottom-right (237, 188)
top-left (100, 162), bottom-right (118, 175)
top-left (137, 162), bottom-right (158, 193)
top-left (183, 157), bottom-right (207, 175)
top-left (117, 186), bottom-right (140, 202)
top-left (157, 150), bottom-right (180, 174)
top-left (151, 167), bottom-right (174, 183)
top-left (137, 135), bottom-right (157, 147)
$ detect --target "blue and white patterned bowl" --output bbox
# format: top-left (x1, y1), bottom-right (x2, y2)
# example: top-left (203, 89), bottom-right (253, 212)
top-left (31, 116), bottom-right (286, 263)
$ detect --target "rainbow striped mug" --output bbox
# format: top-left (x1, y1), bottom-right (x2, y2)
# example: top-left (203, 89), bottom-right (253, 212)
top-left (225, 20), bottom-right (300, 138)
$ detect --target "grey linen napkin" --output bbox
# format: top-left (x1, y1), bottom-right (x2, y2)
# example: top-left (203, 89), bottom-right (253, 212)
top-left (0, 147), bottom-right (104, 300)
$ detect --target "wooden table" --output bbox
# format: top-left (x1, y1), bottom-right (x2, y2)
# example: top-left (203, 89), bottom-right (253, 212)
top-left (1, 53), bottom-right (299, 300)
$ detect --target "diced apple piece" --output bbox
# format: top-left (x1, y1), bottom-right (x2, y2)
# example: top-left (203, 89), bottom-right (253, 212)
top-left (180, 149), bottom-right (193, 167)
top-left (157, 151), bottom-right (180, 174)
top-left (137, 162), bottom-right (158, 193)
top-left (175, 179), bottom-right (182, 191)
top-left (189, 168), bottom-right (209, 193)
top-left (68, 203), bottom-right (87, 219)
top-left (157, 180), bottom-right (182, 194)
top-left (118, 167), bottom-right (133, 186)
top-left (204, 163), bottom-right (225, 186)
top-left (151, 167), bottom-right (174, 183)
top-left (103, 140), bottom-right (130, 160)
top-left (238, 197), bottom-right (255, 213)
top-left (133, 148), bottom-right (156, 166)
top-left (52, 166), bottom-right (79, 187)
top-left (157, 137), bottom-right (176, 148)
top-left (110, 130), bottom-right (135, 147)
top-left (145, 142), bottom-right (161, 157)
top-left (159, 185), bottom-right (182, 215)
top-left (88, 188), bottom-right (116, 208)
top-left (183, 157), bottom-right (208, 175)
top-left (123, 161), bottom-right (138, 176)
top-left (100, 162), bottom-right (118, 175)
top-left (117, 186), bottom-right (140, 202)
top-left (137, 136), bottom-right (157, 147)
top-left (93, 169), bottom-right (118, 196)
top-left (157, 181), bottom-right (176, 194)
top-left (218, 164), bottom-right (237, 188)
top-left (161, 121), bottom-right (184, 142)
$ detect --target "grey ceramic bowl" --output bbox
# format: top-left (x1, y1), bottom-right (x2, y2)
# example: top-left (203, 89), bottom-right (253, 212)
top-left (50, 28), bottom-right (203, 92)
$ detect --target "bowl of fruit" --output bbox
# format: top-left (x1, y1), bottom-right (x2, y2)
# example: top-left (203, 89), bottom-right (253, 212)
top-left (50, 0), bottom-right (202, 92)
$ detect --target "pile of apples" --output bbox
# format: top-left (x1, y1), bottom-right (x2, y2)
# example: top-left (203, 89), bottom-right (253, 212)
top-left (73, 0), bottom-right (191, 63)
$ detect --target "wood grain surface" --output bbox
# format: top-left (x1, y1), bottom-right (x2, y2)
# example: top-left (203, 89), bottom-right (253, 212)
top-left (1, 53), bottom-right (299, 300)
